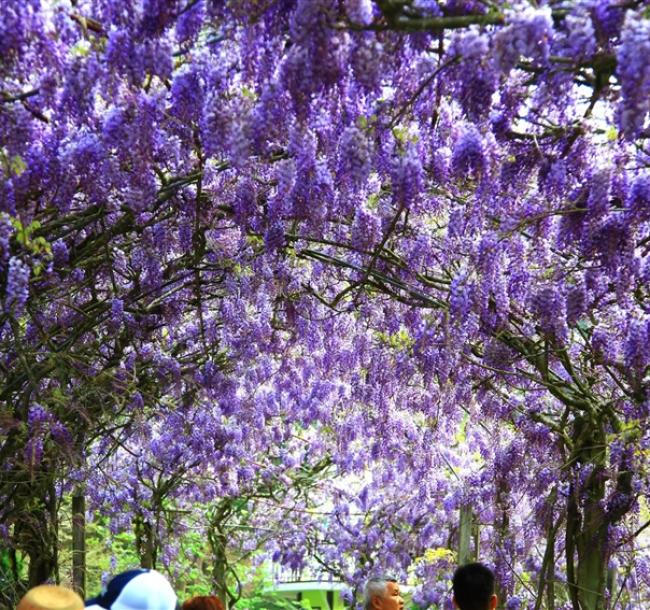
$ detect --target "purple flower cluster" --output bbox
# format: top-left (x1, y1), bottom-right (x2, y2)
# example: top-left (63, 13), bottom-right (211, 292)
top-left (449, 30), bottom-right (496, 121)
top-left (345, 0), bottom-right (374, 26)
top-left (110, 298), bottom-right (124, 329)
top-left (565, 13), bottom-right (597, 60)
top-left (23, 437), bottom-right (44, 468)
top-left (50, 421), bottom-right (73, 447)
top-left (176, 0), bottom-right (204, 44)
top-left (530, 286), bottom-right (567, 342)
top-left (0, 213), bottom-right (12, 269)
top-left (623, 318), bottom-right (650, 374)
top-left (445, 0), bottom-right (485, 16)
top-left (170, 69), bottom-right (204, 124)
top-left (505, 596), bottom-right (521, 610)
top-left (616, 14), bottom-right (650, 138)
top-left (338, 125), bottom-right (373, 187)
top-left (105, 29), bottom-right (172, 87)
top-left (0, 0), bottom-right (37, 71)
top-left (391, 143), bottom-right (424, 208)
top-left (412, 1), bottom-right (443, 17)
top-left (591, 0), bottom-right (625, 45)
top-left (28, 403), bottom-right (52, 428)
top-left (352, 205), bottom-right (382, 250)
top-left (4, 256), bottom-right (30, 315)
top-left (282, 0), bottom-right (345, 109)
top-left (565, 276), bottom-right (587, 327)
top-left (140, 0), bottom-right (178, 37)
top-left (0, 180), bottom-right (16, 215)
top-left (627, 175), bottom-right (650, 223)
top-left (51, 240), bottom-right (69, 267)
top-left (351, 34), bottom-right (385, 93)
top-left (450, 272), bottom-right (472, 320)
top-left (451, 127), bottom-right (485, 178)
top-left (494, 8), bottom-right (553, 73)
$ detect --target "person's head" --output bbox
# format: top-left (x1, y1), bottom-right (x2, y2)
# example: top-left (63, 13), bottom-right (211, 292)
top-left (452, 563), bottom-right (496, 610)
top-left (18, 585), bottom-right (84, 610)
top-left (85, 569), bottom-right (177, 610)
top-left (363, 577), bottom-right (404, 610)
top-left (182, 597), bottom-right (224, 610)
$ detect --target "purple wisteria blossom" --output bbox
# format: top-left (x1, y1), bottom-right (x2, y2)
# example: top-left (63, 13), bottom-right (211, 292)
top-left (1, 2), bottom-right (649, 608)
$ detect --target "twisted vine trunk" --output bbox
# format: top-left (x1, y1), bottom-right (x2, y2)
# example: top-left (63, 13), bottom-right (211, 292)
top-left (9, 478), bottom-right (59, 590)
top-left (565, 418), bottom-right (606, 610)
top-left (25, 506), bottom-right (58, 587)
top-left (210, 529), bottom-right (229, 610)
top-left (208, 499), bottom-right (239, 610)
top-left (135, 515), bottom-right (156, 569)
top-left (494, 478), bottom-right (510, 610)
top-left (72, 488), bottom-right (86, 596)
top-left (533, 488), bottom-right (559, 610)
top-left (565, 416), bottom-right (634, 610)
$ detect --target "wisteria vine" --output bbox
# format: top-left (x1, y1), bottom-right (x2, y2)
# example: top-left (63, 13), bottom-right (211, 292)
top-left (1, 2), bottom-right (650, 610)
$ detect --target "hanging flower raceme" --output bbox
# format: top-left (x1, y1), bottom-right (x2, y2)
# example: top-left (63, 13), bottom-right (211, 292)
top-left (451, 126), bottom-right (486, 179)
top-left (4, 256), bottom-right (30, 316)
top-left (617, 13), bottom-right (650, 138)
top-left (494, 7), bottom-right (554, 73)
top-left (391, 143), bottom-right (423, 208)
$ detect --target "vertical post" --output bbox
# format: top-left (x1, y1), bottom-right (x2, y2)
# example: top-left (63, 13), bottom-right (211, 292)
top-left (458, 505), bottom-right (474, 565)
top-left (327, 590), bottom-right (334, 610)
top-left (72, 488), bottom-right (86, 597)
top-left (472, 511), bottom-right (480, 561)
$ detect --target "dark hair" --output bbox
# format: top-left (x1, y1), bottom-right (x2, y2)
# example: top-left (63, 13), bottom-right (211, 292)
top-left (452, 563), bottom-right (495, 610)
top-left (182, 596), bottom-right (225, 610)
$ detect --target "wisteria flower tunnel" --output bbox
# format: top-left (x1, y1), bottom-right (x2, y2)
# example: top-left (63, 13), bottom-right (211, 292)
top-left (1, 1), bottom-right (649, 609)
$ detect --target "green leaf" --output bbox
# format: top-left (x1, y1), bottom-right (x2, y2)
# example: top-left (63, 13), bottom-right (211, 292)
top-left (9, 155), bottom-right (26, 177)
top-left (366, 192), bottom-right (380, 210)
top-left (392, 126), bottom-right (408, 143)
top-left (70, 40), bottom-right (91, 57)
top-left (576, 319), bottom-right (593, 332)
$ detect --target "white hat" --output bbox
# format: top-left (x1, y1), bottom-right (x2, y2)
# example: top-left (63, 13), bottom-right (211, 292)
top-left (85, 569), bottom-right (177, 610)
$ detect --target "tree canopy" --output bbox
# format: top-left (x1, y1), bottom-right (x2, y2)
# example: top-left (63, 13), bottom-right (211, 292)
top-left (1, 2), bottom-right (650, 609)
